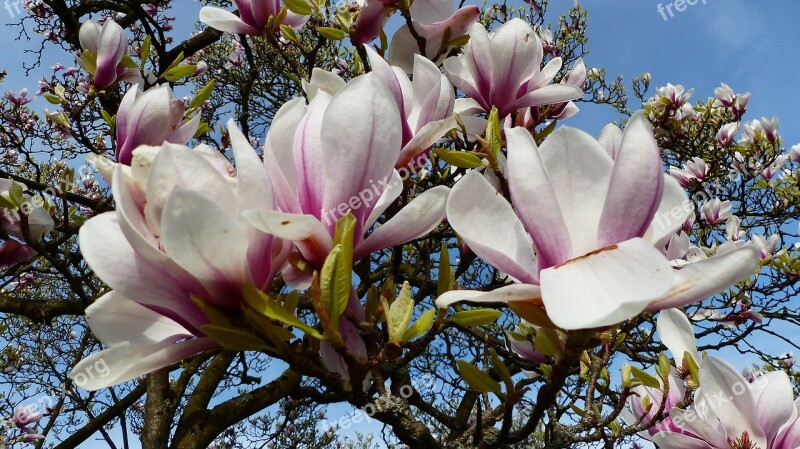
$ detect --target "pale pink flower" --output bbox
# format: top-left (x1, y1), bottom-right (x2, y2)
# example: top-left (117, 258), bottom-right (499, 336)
top-left (200, 0), bottom-right (309, 35)
top-left (438, 113), bottom-right (759, 329)
top-left (443, 19), bottom-right (583, 117)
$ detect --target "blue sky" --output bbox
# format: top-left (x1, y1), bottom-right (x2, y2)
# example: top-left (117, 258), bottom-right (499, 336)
top-left (2, 0), bottom-right (800, 447)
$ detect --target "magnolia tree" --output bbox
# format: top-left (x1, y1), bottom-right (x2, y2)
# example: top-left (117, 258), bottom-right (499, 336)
top-left (0, 0), bottom-right (799, 448)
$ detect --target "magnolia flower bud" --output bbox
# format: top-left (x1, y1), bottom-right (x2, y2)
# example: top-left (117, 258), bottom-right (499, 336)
top-left (716, 122), bottom-right (739, 147)
top-left (79, 19), bottom-right (129, 89)
top-left (790, 144), bottom-right (800, 163)
top-left (114, 85), bottom-right (200, 165)
top-left (701, 198), bottom-right (732, 225)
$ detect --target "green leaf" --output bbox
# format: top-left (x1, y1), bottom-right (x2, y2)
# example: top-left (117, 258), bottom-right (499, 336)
top-left (201, 325), bottom-right (271, 350)
top-left (456, 360), bottom-right (501, 394)
top-left (283, 0), bottom-right (312, 16)
top-left (243, 285), bottom-right (323, 339)
top-left (437, 243), bottom-right (451, 297)
top-left (189, 80), bottom-right (215, 111)
top-left (316, 26), bottom-right (346, 40)
top-left (81, 50), bottom-right (97, 76)
top-left (280, 25), bottom-right (302, 45)
top-left (194, 122), bottom-right (211, 138)
top-left (163, 65), bottom-right (197, 82)
top-left (433, 148), bottom-right (485, 169)
top-left (447, 309), bottom-right (502, 327)
top-left (120, 54), bottom-right (138, 69)
top-left (402, 308), bottom-right (435, 342)
top-left (534, 331), bottom-right (557, 356)
top-left (630, 366), bottom-right (660, 389)
top-left (100, 110), bottom-right (115, 128)
top-left (140, 35), bottom-right (151, 67)
top-left (320, 245), bottom-right (348, 325)
top-left (43, 93), bottom-right (62, 105)
top-left (486, 107), bottom-right (502, 158)
top-left (388, 282), bottom-right (414, 343)
top-left (621, 364), bottom-right (632, 389)
top-left (8, 183), bottom-right (24, 208)
top-left (490, 349), bottom-right (512, 386)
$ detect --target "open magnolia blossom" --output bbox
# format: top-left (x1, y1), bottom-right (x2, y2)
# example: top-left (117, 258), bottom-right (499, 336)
top-left (437, 112), bottom-right (761, 330)
top-left (443, 19), bottom-right (583, 117)
top-left (621, 308), bottom-right (699, 438)
top-left (114, 85), bottom-right (200, 165)
top-left (243, 72), bottom-right (449, 288)
top-left (199, 0), bottom-right (309, 35)
top-left (301, 50), bottom-right (457, 169)
top-left (70, 121), bottom-right (289, 390)
top-left (365, 48), bottom-right (457, 168)
top-left (385, 0), bottom-right (480, 73)
top-left (79, 19), bottom-right (139, 88)
top-left (651, 357), bottom-right (800, 449)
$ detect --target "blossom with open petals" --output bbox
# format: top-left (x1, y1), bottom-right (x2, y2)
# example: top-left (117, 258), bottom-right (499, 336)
top-left (385, 0), bottom-right (480, 73)
top-left (70, 122), bottom-right (288, 390)
top-left (200, 0), bottom-right (308, 35)
top-left (437, 112), bottom-right (760, 330)
top-left (443, 19), bottom-right (583, 117)
top-left (652, 357), bottom-right (800, 449)
top-left (244, 72), bottom-right (449, 286)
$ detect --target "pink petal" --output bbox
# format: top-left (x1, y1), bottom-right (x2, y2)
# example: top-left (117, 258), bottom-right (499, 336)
top-left (598, 112), bottom-right (664, 247)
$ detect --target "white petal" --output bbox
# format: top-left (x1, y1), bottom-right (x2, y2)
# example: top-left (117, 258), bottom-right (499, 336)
top-left (540, 238), bottom-right (674, 329)
top-left (436, 284), bottom-right (541, 309)
top-left (657, 308), bottom-right (698, 368)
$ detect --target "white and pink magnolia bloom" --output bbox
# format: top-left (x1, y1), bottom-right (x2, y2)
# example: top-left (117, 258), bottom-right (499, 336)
top-left (548, 58), bottom-right (587, 121)
top-left (302, 51), bottom-right (458, 170)
top-left (716, 122), bottom-right (739, 147)
top-left (437, 112), bottom-right (760, 330)
top-left (651, 357), bottom-right (800, 449)
top-left (622, 309), bottom-right (698, 438)
top-left (70, 122), bottom-right (289, 390)
top-left (385, 0), bottom-right (480, 72)
top-left (114, 85), bottom-right (200, 165)
top-left (701, 198), bottom-right (732, 225)
top-left (199, 0), bottom-right (309, 35)
top-left (0, 240), bottom-right (38, 269)
top-left (244, 72), bottom-right (449, 287)
top-left (789, 144), bottom-right (800, 163)
top-left (0, 179), bottom-right (54, 241)
top-left (79, 19), bottom-right (133, 89)
top-left (443, 19), bottom-right (583, 117)
top-left (761, 155), bottom-right (787, 180)
top-left (364, 48), bottom-right (457, 168)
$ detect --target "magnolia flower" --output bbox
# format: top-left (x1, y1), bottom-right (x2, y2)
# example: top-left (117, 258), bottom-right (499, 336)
top-left (443, 19), bottom-right (583, 117)
top-left (684, 157), bottom-right (709, 181)
top-left (761, 155), bottom-right (787, 180)
top-left (70, 122), bottom-right (289, 390)
top-left (114, 85), bottom-right (200, 165)
top-left (199, 0), bottom-right (309, 35)
top-left (716, 122), bottom-right (739, 147)
top-left (651, 357), bottom-right (800, 449)
top-left (726, 216), bottom-right (745, 242)
top-left (713, 83), bottom-right (735, 108)
top-left (79, 19), bottom-right (131, 89)
top-left (622, 309), bottom-right (698, 438)
top-left (437, 113), bottom-right (760, 330)
top-left (364, 48), bottom-right (457, 168)
top-left (648, 83), bottom-right (693, 111)
top-left (753, 234), bottom-right (781, 260)
top-left (385, 0), bottom-right (480, 73)
top-left (789, 144), bottom-right (800, 163)
top-left (0, 179), bottom-right (54, 241)
top-left (0, 240), bottom-right (38, 269)
top-left (506, 323), bottom-right (546, 365)
top-left (701, 198), bottom-right (732, 225)
top-left (302, 51), bottom-right (457, 170)
top-left (245, 72), bottom-right (449, 285)
top-left (548, 58), bottom-right (587, 120)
